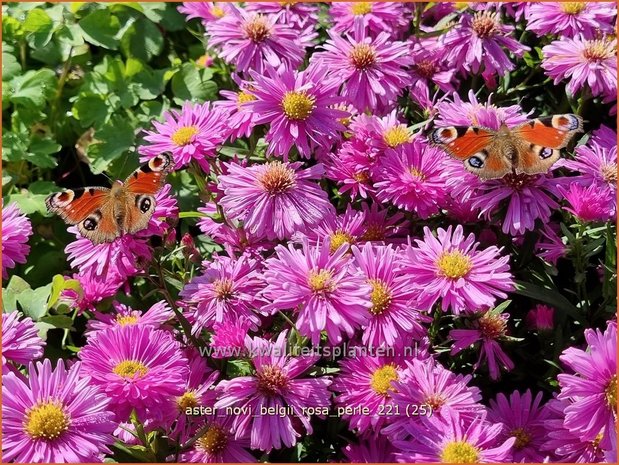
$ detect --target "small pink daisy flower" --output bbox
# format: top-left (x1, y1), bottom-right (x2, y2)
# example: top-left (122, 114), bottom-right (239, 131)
top-left (298, 205), bottom-right (366, 253)
top-left (526, 304), bottom-right (555, 331)
top-left (79, 325), bottom-right (189, 421)
top-left (245, 1), bottom-right (319, 29)
top-left (2, 202), bottom-right (33, 280)
top-left (409, 38), bottom-right (457, 95)
top-left (209, 318), bottom-right (251, 358)
top-left (248, 64), bottom-right (347, 158)
top-left (542, 36), bottom-right (617, 98)
top-left (487, 389), bottom-right (552, 462)
top-left (139, 102), bottom-right (230, 171)
top-left (61, 268), bottom-right (124, 314)
top-left (314, 27), bottom-right (413, 113)
top-left (383, 357), bottom-right (483, 441)
top-left (400, 225), bottom-right (514, 314)
top-left (218, 161), bottom-right (333, 240)
top-left (352, 243), bottom-right (429, 348)
top-left (326, 138), bottom-right (376, 200)
top-left (536, 224), bottom-right (567, 265)
top-left (178, 2), bottom-right (231, 26)
top-left (559, 182), bottom-right (615, 222)
top-left (1, 359), bottom-right (116, 463)
top-left (393, 411), bottom-right (516, 463)
top-left (206, 5), bottom-right (315, 74)
top-left (526, 2), bottom-right (616, 39)
top-left (374, 138), bottom-right (448, 218)
top-left (557, 320), bottom-right (617, 449)
top-left (215, 331), bottom-right (332, 452)
top-left (450, 310), bottom-right (515, 380)
top-left (179, 254), bottom-right (265, 333)
top-left (328, 2), bottom-right (408, 38)
top-left (331, 353), bottom-right (411, 435)
top-left (85, 300), bottom-right (173, 337)
top-left (263, 239), bottom-right (371, 345)
top-left (2, 311), bottom-right (45, 372)
top-left (358, 202), bottom-right (409, 243)
top-left (214, 81), bottom-right (259, 141)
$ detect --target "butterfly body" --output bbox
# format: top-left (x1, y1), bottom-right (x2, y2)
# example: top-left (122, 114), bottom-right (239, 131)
top-left (429, 114), bottom-right (584, 180)
top-left (46, 154), bottom-right (173, 244)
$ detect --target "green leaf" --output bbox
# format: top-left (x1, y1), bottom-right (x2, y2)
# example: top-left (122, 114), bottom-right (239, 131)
top-left (55, 23), bottom-right (85, 47)
top-left (9, 68), bottom-right (57, 108)
top-left (3, 275), bottom-right (32, 313)
top-left (6, 191), bottom-right (48, 215)
top-left (23, 8), bottom-right (54, 48)
top-left (87, 117), bottom-right (135, 174)
top-left (2, 52), bottom-right (21, 81)
top-left (514, 280), bottom-right (580, 321)
top-left (28, 136), bottom-right (62, 167)
top-left (79, 9), bottom-right (121, 49)
top-left (17, 283), bottom-right (52, 321)
top-left (171, 63), bottom-right (217, 102)
top-left (48, 275), bottom-right (83, 309)
top-left (72, 94), bottom-right (110, 128)
top-left (39, 315), bottom-right (74, 329)
top-left (131, 68), bottom-right (166, 100)
top-left (120, 17), bottom-right (163, 61)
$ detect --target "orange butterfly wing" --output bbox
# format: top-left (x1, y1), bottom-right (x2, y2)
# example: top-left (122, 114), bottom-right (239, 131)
top-left (513, 114), bottom-right (584, 149)
top-left (46, 187), bottom-right (109, 225)
top-left (125, 154), bottom-right (174, 194)
top-left (429, 126), bottom-right (496, 159)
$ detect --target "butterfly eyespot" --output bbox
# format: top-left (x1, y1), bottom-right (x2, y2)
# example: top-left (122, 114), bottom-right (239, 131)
top-left (83, 217), bottom-right (98, 231)
top-left (468, 156), bottom-right (484, 168)
top-left (539, 147), bottom-right (553, 159)
top-left (139, 197), bottom-right (152, 213)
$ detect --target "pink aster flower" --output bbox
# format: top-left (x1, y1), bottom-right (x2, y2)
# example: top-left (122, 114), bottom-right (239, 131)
top-left (85, 300), bottom-right (174, 337)
top-left (218, 161), bottom-right (333, 240)
top-left (450, 310), bottom-right (515, 380)
top-left (245, 1), bottom-right (319, 29)
top-left (349, 111), bottom-right (413, 161)
top-left (179, 414), bottom-right (255, 463)
top-left (2, 202), bottom-right (33, 279)
top-left (409, 38), bottom-right (457, 95)
top-left (248, 64), bottom-right (347, 158)
top-left (206, 5), bottom-right (315, 74)
top-left (313, 27), bottom-right (413, 114)
top-left (2, 311), bottom-right (45, 372)
top-left (332, 353), bottom-right (411, 435)
top-left (441, 10), bottom-right (529, 83)
top-left (526, 304), bottom-right (555, 332)
top-left (298, 205), bottom-right (366, 253)
top-left (263, 239), bottom-right (371, 345)
top-left (352, 243), bottom-right (428, 348)
top-left (179, 254), bottom-right (265, 333)
top-left (358, 202), bottom-right (409, 242)
top-left (178, 2), bottom-right (231, 26)
top-left (400, 225), bottom-right (514, 314)
top-left (209, 318), bottom-right (251, 358)
top-left (557, 320), bottom-right (617, 449)
top-left (526, 2), bottom-right (616, 39)
top-left (61, 268), bottom-right (124, 314)
top-left (374, 138), bottom-right (448, 218)
top-left (343, 434), bottom-right (397, 463)
top-left (328, 2), bottom-right (408, 38)
top-left (1, 359), bottom-right (116, 463)
top-left (542, 36), bottom-right (617, 98)
top-left (139, 102), bottom-right (230, 171)
top-left (393, 411), bottom-right (516, 463)
top-left (383, 357), bottom-right (483, 441)
top-left (215, 331), bottom-right (332, 452)
top-left (559, 182), bottom-right (615, 222)
top-left (487, 389), bottom-right (552, 462)
top-left (326, 138), bottom-right (377, 200)
top-left (79, 325), bottom-right (189, 421)
top-left (215, 83), bottom-right (259, 141)
top-left (536, 224), bottom-right (567, 265)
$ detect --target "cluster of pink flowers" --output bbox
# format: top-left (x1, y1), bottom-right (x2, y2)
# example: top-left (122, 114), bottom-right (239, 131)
top-left (2, 2), bottom-right (617, 464)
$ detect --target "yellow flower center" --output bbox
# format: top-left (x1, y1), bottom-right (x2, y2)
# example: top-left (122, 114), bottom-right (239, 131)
top-left (361, 224), bottom-right (385, 241)
top-left (510, 427), bottom-right (531, 450)
top-left (478, 312), bottom-right (508, 340)
top-left (582, 38), bottom-right (616, 61)
top-left (212, 5), bottom-right (226, 18)
top-left (349, 43), bottom-right (377, 70)
top-left (308, 269), bottom-right (335, 293)
top-left (256, 365), bottom-right (289, 396)
top-left (237, 91), bottom-right (256, 107)
top-left (171, 126), bottom-right (198, 146)
top-left (257, 161), bottom-right (297, 194)
top-left (197, 424), bottom-right (229, 455)
top-left (330, 230), bottom-right (354, 253)
top-left (351, 2), bottom-right (373, 15)
top-left (353, 171), bottom-right (371, 184)
top-left (560, 2), bottom-right (586, 14)
top-left (370, 364), bottom-right (399, 396)
top-left (605, 374), bottom-right (617, 409)
top-left (213, 278), bottom-right (234, 301)
top-left (116, 314), bottom-right (139, 326)
top-left (440, 440), bottom-right (480, 463)
top-left (281, 91), bottom-right (315, 121)
top-left (410, 167), bottom-right (426, 180)
top-left (601, 163), bottom-right (617, 183)
top-left (436, 250), bottom-right (472, 279)
top-left (471, 11), bottom-right (500, 38)
top-left (113, 360), bottom-right (149, 379)
top-left (177, 391), bottom-right (199, 412)
top-left (243, 15), bottom-right (272, 43)
top-left (368, 279), bottom-right (392, 315)
top-left (383, 125), bottom-right (411, 148)
top-left (424, 393), bottom-right (446, 411)
top-left (25, 401), bottom-right (70, 440)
